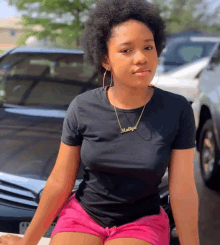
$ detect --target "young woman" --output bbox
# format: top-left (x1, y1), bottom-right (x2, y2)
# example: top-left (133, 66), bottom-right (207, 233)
top-left (0, 0), bottom-right (199, 245)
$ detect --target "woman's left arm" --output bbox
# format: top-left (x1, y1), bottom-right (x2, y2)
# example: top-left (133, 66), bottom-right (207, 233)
top-left (168, 148), bottom-right (200, 245)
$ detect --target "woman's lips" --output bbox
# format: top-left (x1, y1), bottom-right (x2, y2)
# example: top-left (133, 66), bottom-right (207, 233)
top-left (134, 71), bottom-right (149, 76)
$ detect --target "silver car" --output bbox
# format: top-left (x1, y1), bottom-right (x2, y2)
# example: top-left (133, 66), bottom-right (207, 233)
top-left (192, 41), bottom-right (220, 190)
top-left (153, 36), bottom-right (220, 104)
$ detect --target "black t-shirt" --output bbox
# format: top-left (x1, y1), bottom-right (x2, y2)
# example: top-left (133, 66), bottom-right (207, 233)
top-left (61, 85), bottom-right (196, 228)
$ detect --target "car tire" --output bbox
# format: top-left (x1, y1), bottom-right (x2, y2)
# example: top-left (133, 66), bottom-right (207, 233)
top-left (162, 203), bottom-right (179, 244)
top-left (170, 225), bottom-right (179, 245)
top-left (199, 119), bottom-right (220, 190)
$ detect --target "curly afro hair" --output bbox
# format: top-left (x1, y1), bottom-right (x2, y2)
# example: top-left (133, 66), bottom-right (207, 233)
top-left (80, 0), bottom-right (167, 75)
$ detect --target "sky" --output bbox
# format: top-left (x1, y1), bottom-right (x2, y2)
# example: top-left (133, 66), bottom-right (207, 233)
top-left (208, 0), bottom-right (220, 11)
top-left (0, 0), bottom-right (219, 19)
top-left (0, 0), bottom-right (21, 18)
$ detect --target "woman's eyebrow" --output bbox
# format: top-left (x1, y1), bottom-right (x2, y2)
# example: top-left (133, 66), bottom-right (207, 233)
top-left (119, 39), bottom-right (154, 46)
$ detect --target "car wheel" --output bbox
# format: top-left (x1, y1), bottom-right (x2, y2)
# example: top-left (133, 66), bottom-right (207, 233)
top-left (199, 119), bottom-right (220, 189)
top-left (170, 225), bottom-right (179, 245)
top-left (162, 203), bottom-right (179, 244)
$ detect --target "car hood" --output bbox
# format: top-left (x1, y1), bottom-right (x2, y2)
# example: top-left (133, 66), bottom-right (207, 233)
top-left (151, 58), bottom-right (210, 102)
top-left (151, 75), bottom-right (199, 102)
top-left (162, 57), bottom-right (210, 79)
top-left (0, 104), bottom-right (85, 180)
top-left (0, 104), bottom-right (64, 179)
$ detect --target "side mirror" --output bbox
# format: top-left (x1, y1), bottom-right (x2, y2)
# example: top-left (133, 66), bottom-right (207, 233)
top-left (211, 56), bottom-right (220, 65)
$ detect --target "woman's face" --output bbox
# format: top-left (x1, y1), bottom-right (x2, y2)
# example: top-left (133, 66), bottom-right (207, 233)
top-left (102, 19), bottom-right (158, 89)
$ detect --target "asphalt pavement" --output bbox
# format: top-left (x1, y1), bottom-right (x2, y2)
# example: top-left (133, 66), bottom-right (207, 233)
top-left (194, 150), bottom-right (220, 245)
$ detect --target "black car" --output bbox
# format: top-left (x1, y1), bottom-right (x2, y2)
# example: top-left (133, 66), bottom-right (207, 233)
top-left (0, 47), bottom-right (176, 241)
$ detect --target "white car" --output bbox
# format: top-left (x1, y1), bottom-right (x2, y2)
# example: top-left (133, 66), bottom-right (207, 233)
top-left (152, 36), bottom-right (220, 103)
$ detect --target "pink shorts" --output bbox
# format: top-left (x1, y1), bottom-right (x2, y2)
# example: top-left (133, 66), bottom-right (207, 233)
top-left (51, 194), bottom-right (170, 245)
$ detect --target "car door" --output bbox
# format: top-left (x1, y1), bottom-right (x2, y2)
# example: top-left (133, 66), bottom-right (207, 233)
top-left (208, 43), bottom-right (220, 143)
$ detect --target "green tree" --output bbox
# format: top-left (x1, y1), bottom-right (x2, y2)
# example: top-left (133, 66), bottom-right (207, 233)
top-left (153, 0), bottom-right (220, 35)
top-left (7, 0), bottom-right (100, 48)
top-left (6, 0), bottom-right (220, 48)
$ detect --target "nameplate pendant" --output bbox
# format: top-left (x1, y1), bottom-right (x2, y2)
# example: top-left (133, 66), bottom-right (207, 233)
top-left (121, 126), bottom-right (137, 134)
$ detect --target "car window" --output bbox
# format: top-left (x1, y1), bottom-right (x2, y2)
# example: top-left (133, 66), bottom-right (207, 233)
top-left (2, 53), bottom-right (95, 81)
top-left (207, 44), bottom-right (220, 71)
top-left (200, 43), bottom-right (220, 87)
top-left (163, 41), bottom-right (216, 65)
top-left (0, 52), bottom-right (98, 107)
top-left (177, 45), bottom-right (203, 62)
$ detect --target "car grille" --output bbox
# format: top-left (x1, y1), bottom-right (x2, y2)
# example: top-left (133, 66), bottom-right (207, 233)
top-left (0, 179), bottom-right (38, 210)
top-left (0, 178), bottom-right (84, 210)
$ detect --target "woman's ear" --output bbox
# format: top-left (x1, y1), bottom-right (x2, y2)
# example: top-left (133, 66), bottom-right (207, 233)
top-left (102, 54), bottom-right (111, 71)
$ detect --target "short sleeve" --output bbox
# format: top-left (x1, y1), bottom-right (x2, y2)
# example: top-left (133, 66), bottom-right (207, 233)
top-left (171, 99), bottom-right (196, 149)
top-left (61, 96), bottom-right (83, 146)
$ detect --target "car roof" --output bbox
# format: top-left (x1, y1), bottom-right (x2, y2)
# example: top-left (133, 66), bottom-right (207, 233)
top-left (189, 36), bottom-right (220, 42)
top-left (168, 35), bottom-right (220, 44)
top-left (7, 46), bottom-right (84, 55)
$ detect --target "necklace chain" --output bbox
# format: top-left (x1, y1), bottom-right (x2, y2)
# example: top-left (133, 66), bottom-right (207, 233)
top-left (113, 103), bottom-right (147, 134)
top-left (106, 85), bottom-right (152, 134)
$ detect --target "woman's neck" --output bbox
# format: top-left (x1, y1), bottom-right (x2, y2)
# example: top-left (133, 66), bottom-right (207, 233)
top-left (106, 85), bottom-right (154, 110)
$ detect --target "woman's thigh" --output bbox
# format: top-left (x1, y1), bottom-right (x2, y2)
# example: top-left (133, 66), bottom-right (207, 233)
top-left (104, 238), bottom-right (153, 245)
top-left (49, 232), bottom-right (104, 245)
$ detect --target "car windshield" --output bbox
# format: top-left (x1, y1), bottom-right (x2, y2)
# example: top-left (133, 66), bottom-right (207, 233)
top-left (0, 52), bottom-right (98, 108)
top-left (0, 51), bottom-right (97, 180)
top-left (161, 39), bottom-right (216, 71)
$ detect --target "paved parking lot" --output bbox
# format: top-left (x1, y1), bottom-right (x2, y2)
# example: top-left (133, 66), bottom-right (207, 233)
top-left (194, 151), bottom-right (220, 245)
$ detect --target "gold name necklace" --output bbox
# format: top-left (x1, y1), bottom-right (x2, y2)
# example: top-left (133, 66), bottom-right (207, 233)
top-left (113, 103), bottom-right (147, 133)
top-left (106, 84), bottom-right (152, 134)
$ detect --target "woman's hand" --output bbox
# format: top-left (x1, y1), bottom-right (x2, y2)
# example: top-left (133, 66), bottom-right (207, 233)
top-left (0, 234), bottom-right (24, 245)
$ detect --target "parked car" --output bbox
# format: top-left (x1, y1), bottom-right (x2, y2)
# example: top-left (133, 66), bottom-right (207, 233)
top-left (0, 47), bottom-right (176, 240)
top-left (157, 36), bottom-right (220, 73)
top-left (153, 36), bottom-right (220, 103)
top-left (0, 46), bottom-right (100, 236)
top-left (192, 41), bottom-right (220, 190)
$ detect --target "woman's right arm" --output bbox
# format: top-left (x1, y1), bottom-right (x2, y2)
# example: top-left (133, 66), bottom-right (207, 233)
top-left (21, 142), bottom-right (81, 245)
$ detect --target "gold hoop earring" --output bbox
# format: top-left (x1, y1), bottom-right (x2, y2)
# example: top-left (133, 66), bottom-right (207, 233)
top-left (103, 70), bottom-right (113, 90)
top-left (110, 72), bottom-right (113, 87)
top-left (103, 70), bottom-right (107, 90)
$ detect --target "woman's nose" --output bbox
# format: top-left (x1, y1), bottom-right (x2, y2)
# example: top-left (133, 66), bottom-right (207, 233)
top-left (133, 50), bottom-right (148, 64)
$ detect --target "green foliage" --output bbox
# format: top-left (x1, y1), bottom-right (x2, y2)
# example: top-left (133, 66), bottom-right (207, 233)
top-left (153, 0), bottom-right (220, 35)
top-left (7, 0), bottom-right (220, 48)
top-left (8, 0), bottom-right (99, 48)
top-left (16, 30), bottom-right (36, 46)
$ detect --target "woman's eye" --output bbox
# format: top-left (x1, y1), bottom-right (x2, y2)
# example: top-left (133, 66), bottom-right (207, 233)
top-left (121, 49), bottom-right (131, 53)
top-left (145, 46), bottom-right (153, 50)
top-left (121, 46), bottom-right (153, 53)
